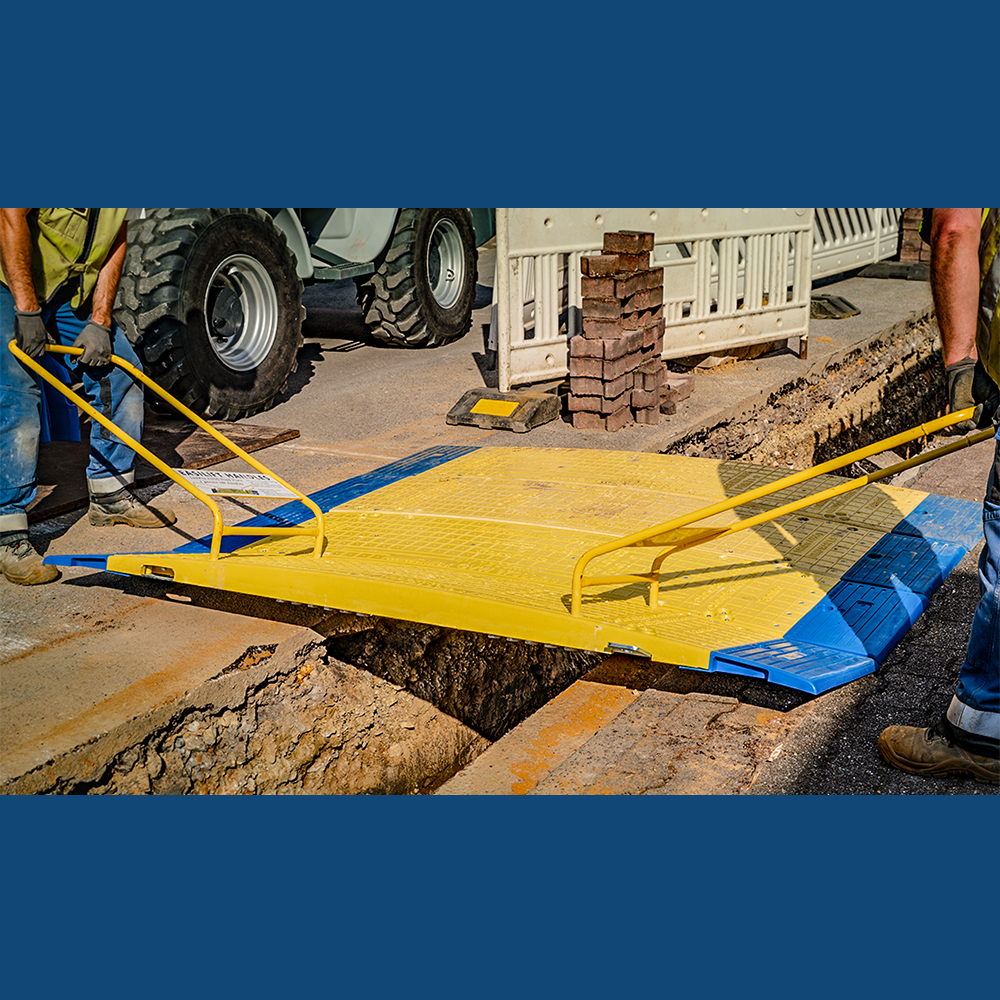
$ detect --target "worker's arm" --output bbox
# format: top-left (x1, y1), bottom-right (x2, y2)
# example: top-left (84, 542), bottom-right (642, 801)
top-left (0, 207), bottom-right (49, 358)
top-left (929, 207), bottom-right (981, 365)
top-left (88, 219), bottom-right (127, 328)
top-left (71, 218), bottom-right (128, 366)
top-left (0, 208), bottom-right (41, 312)
top-left (929, 208), bottom-right (991, 430)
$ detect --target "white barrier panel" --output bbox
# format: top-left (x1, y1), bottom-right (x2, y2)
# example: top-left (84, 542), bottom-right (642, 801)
top-left (812, 208), bottom-right (903, 279)
top-left (495, 208), bottom-right (814, 392)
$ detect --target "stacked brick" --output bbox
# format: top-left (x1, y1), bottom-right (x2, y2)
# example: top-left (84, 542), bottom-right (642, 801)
top-left (899, 208), bottom-right (932, 264)
top-left (567, 231), bottom-right (666, 430)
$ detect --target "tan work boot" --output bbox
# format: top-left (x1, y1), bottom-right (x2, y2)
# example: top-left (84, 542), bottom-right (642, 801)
top-left (0, 534), bottom-right (60, 585)
top-left (878, 723), bottom-right (999, 785)
top-left (89, 487), bottom-right (177, 528)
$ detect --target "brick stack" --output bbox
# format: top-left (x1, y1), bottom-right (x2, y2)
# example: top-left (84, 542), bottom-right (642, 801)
top-left (567, 231), bottom-right (666, 430)
top-left (899, 208), bottom-right (932, 264)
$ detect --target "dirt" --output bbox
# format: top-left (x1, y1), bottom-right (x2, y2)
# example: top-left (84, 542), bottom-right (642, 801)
top-left (7, 619), bottom-right (601, 795)
top-left (663, 320), bottom-right (946, 475)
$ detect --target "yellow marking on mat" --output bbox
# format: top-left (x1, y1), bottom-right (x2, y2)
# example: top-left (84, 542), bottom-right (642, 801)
top-left (471, 399), bottom-right (520, 417)
top-left (104, 447), bottom-right (937, 671)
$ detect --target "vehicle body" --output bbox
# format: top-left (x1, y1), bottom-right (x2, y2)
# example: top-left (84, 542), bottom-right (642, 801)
top-left (115, 208), bottom-right (495, 420)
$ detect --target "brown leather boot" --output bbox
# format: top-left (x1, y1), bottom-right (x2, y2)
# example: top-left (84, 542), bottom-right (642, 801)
top-left (0, 534), bottom-right (59, 585)
top-left (878, 723), bottom-right (999, 785)
top-left (89, 487), bottom-right (177, 528)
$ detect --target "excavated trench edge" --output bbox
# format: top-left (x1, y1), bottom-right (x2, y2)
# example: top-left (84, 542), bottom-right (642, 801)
top-left (4, 320), bottom-right (949, 795)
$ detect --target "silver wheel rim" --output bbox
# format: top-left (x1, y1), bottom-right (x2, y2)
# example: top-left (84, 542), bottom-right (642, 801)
top-left (204, 254), bottom-right (279, 371)
top-left (426, 218), bottom-right (464, 310)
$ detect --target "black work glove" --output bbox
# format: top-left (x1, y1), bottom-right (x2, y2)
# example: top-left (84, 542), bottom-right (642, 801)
top-left (72, 320), bottom-right (113, 367)
top-left (13, 308), bottom-right (50, 360)
top-left (946, 356), bottom-right (997, 433)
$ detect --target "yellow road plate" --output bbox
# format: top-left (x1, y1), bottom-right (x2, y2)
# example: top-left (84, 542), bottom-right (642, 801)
top-left (470, 399), bottom-right (520, 417)
top-left (107, 448), bottom-right (936, 675)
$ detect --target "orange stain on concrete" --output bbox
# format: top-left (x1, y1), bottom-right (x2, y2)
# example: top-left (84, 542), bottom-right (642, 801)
top-left (507, 680), bottom-right (638, 794)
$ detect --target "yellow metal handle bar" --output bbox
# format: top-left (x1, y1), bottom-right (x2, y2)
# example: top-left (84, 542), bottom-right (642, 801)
top-left (570, 407), bottom-right (992, 615)
top-left (8, 340), bottom-right (326, 560)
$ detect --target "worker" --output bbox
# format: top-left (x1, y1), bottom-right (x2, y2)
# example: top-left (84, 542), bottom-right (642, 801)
top-left (0, 208), bottom-right (176, 587)
top-left (878, 208), bottom-right (999, 785)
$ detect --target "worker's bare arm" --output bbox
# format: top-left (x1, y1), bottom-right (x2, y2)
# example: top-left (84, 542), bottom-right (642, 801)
top-left (0, 208), bottom-right (40, 312)
top-left (89, 221), bottom-right (128, 328)
top-left (929, 207), bottom-right (981, 366)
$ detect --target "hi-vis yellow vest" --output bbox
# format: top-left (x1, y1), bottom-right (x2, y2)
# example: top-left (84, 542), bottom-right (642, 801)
top-left (0, 208), bottom-right (128, 308)
top-left (980, 208), bottom-right (999, 386)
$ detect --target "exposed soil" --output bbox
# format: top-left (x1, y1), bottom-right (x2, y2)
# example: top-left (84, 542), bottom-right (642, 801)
top-left (664, 319), bottom-right (946, 475)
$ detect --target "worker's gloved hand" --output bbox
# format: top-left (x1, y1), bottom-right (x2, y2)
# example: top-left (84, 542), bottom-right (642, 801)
top-left (946, 356), bottom-right (996, 433)
top-left (13, 309), bottom-right (50, 360)
top-left (72, 321), bottom-right (112, 367)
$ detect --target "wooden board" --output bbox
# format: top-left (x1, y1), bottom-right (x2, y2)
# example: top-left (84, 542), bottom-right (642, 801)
top-left (28, 415), bottom-right (299, 523)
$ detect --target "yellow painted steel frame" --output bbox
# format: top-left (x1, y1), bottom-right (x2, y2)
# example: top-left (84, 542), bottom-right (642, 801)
top-left (570, 409), bottom-right (994, 615)
top-left (8, 340), bottom-right (325, 559)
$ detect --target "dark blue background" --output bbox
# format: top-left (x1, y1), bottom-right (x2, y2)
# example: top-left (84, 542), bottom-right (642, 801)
top-left (3, 2), bottom-right (996, 994)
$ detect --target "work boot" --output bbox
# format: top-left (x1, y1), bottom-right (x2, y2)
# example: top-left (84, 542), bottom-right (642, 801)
top-left (0, 532), bottom-right (59, 585)
top-left (88, 487), bottom-right (177, 528)
top-left (878, 722), bottom-right (999, 785)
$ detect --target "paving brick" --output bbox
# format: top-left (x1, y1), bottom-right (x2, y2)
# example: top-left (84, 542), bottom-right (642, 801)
top-left (581, 275), bottom-right (617, 299)
top-left (605, 328), bottom-right (644, 360)
top-left (603, 230), bottom-right (654, 253)
top-left (638, 361), bottom-right (665, 390)
top-left (633, 405), bottom-right (660, 425)
top-left (659, 399), bottom-right (677, 415)
top-left (643, 319), bottom-right (665, 348)
top-left (604, 405), bottom-right (631, 431)
top-left (640, 303), bottom-right (665, 326)
top-left (581, 315), bottom-right (622, 339)
top-left (581, 297), bottom-right (621, 320)
top-left (602, 351), bottom-right (641, 380)
top-left (580, 254), bottom-right (621, 277)
top-left (571, 391), bottom-right (632, 417)
top-left (616, 268), bottom-right (663, 299)
top-left (571, 410), bottom-right (604, 430)
top-left (615, 251), bottom-right (650, 272)
top-left (569, 375), bottom-right (604, 397)
top-left (629, 285), bottom-right (664, 312)
top-left (568, 355), bottom-right (604, 378)
top-left (568, 335), bottom-right (604, 359)
top-left (631, 386), bottom-right (658, 408)
top-left (566, 393), bottom-right (602, 413)
top-left (664, 372), bottom-right (694, 400)
top-left (602, 372), bottom-right (633, 399)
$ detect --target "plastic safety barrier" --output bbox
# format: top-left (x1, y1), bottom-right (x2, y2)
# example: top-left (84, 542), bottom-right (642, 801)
top-left (812, 208), bottom-right (904, 280)
top-left (493, 208), bottom-right (906, 392)
top-left (494, 208), bottom-right (814, 391)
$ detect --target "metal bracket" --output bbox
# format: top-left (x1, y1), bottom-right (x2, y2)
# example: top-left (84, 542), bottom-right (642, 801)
top-left (605, 643), bottom-right (652, 658)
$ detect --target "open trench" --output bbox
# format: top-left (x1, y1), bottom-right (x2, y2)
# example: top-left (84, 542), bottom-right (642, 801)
top-left (10, 320), bottom-right (951, 795)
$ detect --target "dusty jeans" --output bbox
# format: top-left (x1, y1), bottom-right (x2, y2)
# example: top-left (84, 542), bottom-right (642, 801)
top-left (0, 285), bottom-right (145, 532)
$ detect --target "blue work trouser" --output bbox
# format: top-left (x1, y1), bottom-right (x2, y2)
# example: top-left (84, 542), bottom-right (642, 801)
top-left (0, 285), bottom-right (145, 533)
top-left (948, 421), bottom-right (1000, 751)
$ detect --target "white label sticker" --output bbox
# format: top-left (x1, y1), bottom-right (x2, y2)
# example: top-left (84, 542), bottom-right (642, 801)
top-left (175, 469), bottom-right (298, 499)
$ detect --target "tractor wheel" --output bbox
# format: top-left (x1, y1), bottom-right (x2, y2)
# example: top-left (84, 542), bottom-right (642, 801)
top-left (115, 208), bottom-right (304, 420)
top-left (355, 208), bottom-right (477, 347)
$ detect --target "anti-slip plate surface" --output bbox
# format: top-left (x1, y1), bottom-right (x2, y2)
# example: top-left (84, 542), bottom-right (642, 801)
top-left (50, 447), bottom-right (982, 694)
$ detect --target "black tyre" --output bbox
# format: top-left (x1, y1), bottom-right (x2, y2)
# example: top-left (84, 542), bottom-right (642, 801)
top-left (355, 208), bottom-right (477, 347)
top-left (115, 208), bottom-right (304, 420)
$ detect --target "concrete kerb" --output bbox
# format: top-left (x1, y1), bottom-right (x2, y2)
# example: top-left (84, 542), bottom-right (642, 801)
top-left (2, 629), bottom-right (321, 794)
